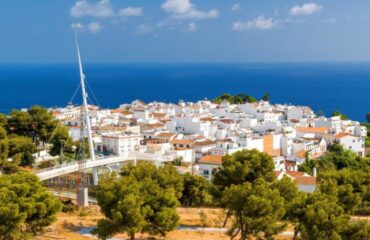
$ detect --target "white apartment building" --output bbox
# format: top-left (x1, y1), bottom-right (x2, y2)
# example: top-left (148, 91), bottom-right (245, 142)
top-left (99, 132), bottom-right (140, 156)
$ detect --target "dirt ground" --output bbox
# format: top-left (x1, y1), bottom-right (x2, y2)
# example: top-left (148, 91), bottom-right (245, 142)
top-left (36, 205), bottom-right (292, 240)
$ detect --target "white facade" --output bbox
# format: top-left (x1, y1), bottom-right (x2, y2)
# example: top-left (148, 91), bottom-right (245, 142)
top-left (100, 133), bottom-right (140, 156)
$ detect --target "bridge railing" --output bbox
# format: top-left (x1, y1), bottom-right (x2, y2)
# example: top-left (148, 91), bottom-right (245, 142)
top-left (35, 152), bottom-right (177, 180)
top-left (34, 154), bottom-right (120, 175)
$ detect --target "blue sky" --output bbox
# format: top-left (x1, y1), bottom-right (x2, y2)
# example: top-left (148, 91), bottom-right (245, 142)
top-left (1, 0), bottom-right (370, 63)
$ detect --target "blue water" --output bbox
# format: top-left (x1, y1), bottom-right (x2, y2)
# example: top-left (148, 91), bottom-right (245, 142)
top-left (0, 63), bottom-right (369, 121)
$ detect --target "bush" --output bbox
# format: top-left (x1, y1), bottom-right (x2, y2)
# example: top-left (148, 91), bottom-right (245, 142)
top-left (38, 159), bottom-right (57, 169)
top-left (61, 199), bottom-right (78, 213)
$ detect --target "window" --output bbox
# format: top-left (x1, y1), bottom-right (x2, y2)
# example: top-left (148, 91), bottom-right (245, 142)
top-left (203, 170), bottom-right (209, 175)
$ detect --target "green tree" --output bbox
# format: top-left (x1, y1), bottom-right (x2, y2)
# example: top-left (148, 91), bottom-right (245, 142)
top-left (262, 92), bottom-right (270, 102)
top-left (94, 163), bottom-right (183, 240)
top-left (0, 126), bottom-right (6, 140)
top-left (300, 143), bottom-right (366, 175)
top-left (0, 173), bottom-right (61, 239)
top-left (172, 157), bottom-right (183, 166)
top-left (49, 125), bottom-right (74, 161)
top-left (6, 106), bottom-right (58, 146)
top-left (213, 149), bottom-right (275, 194)
top-left (8, 136), bottom-right (36, 166)
top-left (0, 114), bottom-right (7, 127)
top-left (221, 179), bottom-right (286, 240)
top-left (296, 191), bottom-right (350, 240)
top-left (273, 176), bottom-right (304, 220)
top-left (320, 169), bottom-right (370, 215)
top-left (6, 110), bottom-right (32, 137)
top-left (341, 221), bottom-right (370, 240)
top-left (316, 110), bottom-right (325, 117)
top-left (366, 113), bottom-right (370, 124)
top-left (28, 106), bottom-right (58, 145)
top-left (332, 111), bottom-right (349, 120)
top-left (180, 173), bottom-right (213, 207)
top-left (0, 139), bottom-right (20, 174)
top-left (236, 93), bottom-right (257, 103)
top-left (213, 93), bottom-right (257, 104)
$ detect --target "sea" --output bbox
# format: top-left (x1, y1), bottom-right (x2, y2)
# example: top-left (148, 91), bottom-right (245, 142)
top-left (0, 63), bottom-right (369, 121)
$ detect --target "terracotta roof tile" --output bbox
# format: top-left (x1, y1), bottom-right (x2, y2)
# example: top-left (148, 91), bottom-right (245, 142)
top-left (296, 127), bottom-right (329, 134)
top-left (199, 155), bottom-right (223, 165)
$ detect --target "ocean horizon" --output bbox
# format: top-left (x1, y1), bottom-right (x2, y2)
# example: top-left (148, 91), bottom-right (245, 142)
top-left (0, 62), bottom-right (369, 121)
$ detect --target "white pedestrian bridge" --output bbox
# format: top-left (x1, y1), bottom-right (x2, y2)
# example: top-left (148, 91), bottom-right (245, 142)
top-left (35, 152), bottom-right (176, 181)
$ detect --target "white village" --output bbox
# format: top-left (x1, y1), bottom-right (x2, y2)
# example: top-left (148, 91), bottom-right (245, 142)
top-left (44, 96), bottom-right (367, 195)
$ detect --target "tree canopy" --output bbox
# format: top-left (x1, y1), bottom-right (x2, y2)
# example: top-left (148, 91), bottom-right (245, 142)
top-left (221, 179), bottom-right (286, 240)
top-left (212, 150), bottom-right (289, 239)
top-left (332, 111), bottom-right (349, 120)
top-left (94, 162), bottom-right (183, 240)
top-left (180, 173), bottom-right (213, 207)
top-left (0, 173), bottom-right (61, 240)
top-left (213, 149), bottom-right (275, 193)
top-left (0, 106), bottom-right (78, 170)
top-left (262, 92), bottom-right (270, 102)
top-left (212, 93), bottom-right (257, 104)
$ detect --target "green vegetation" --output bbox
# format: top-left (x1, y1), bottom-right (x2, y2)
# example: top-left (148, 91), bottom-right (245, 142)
top-left (212, 149), bottom-right (370, 240)
top-left (212, 93), bottom-right (257, 104)
top-left (332, 111), bottom-right (349, 120)
top-left (221, 179), bottom-right (286, 239)
top-left (213, 150), bottom-right (286, 239)
top-left (94, 162), bottom-right (183, 240)
top-left (0, 172), bottom-right (61, 240)
top-left (296, 191), bottom-right (357, 240)
top-left (362, 122), bottom-right (370, 148)
top-left (262, 92), bottom-right (270, 102)
top-left (172, 156), bottom-right (185, 166)
top-left (299, 144), bottom-right (370, 216)
top-left (0, 106), bottom-right (86, 174)
top-left (180, 173), bottom-right (213, 207)
top-left (49, 124), bottom-right (75, 159)
top-left (213, 149), bottom-right (275, 192)
top-left (61, 199), bottom-right (78, 213)
top-left (96, 148), bottom-right (370, 239)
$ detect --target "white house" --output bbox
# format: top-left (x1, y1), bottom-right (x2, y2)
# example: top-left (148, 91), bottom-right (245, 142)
top-left (100, 132), bottom-right (141, 156)
top-left (198, 155), bottom-right (223, 180)
top-left (334, 133), bottom-right (365, 156)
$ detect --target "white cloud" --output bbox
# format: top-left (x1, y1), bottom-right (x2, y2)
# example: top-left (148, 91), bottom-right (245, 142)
top-left (70, 0), bottom-right (114, 17)
top-left (137, 24), bottom-right (154, 34)
top-left (231, 4), bottom-right (240, 12)
top-left (71, 0), bottom-right (143, 19)
top-left (88, 21), bottom-right (103, 33)
top-left (161, 0), bottom-right (218, 19)
top-left (290, 3), bottom-right (322, 16)
top-left (187, 22), bottom-right (197, 32)
top-left (119, 7), bottom-right (143, 17)
top-left (71, 22), bottom-right (85, 31)
top-left (233, 16), bottom-right (280, 31)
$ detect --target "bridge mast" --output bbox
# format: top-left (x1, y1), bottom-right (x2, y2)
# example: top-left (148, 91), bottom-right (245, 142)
top-left (75, 37), bottom-right (98, 207)
top-left (75, 37), bottom-right (96, 164)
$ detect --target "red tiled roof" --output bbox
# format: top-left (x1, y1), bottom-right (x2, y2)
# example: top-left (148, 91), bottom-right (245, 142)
top-left (294, 176), bottom-right (316, 185)
top-left (199, 155), bottom-right (223, 165)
